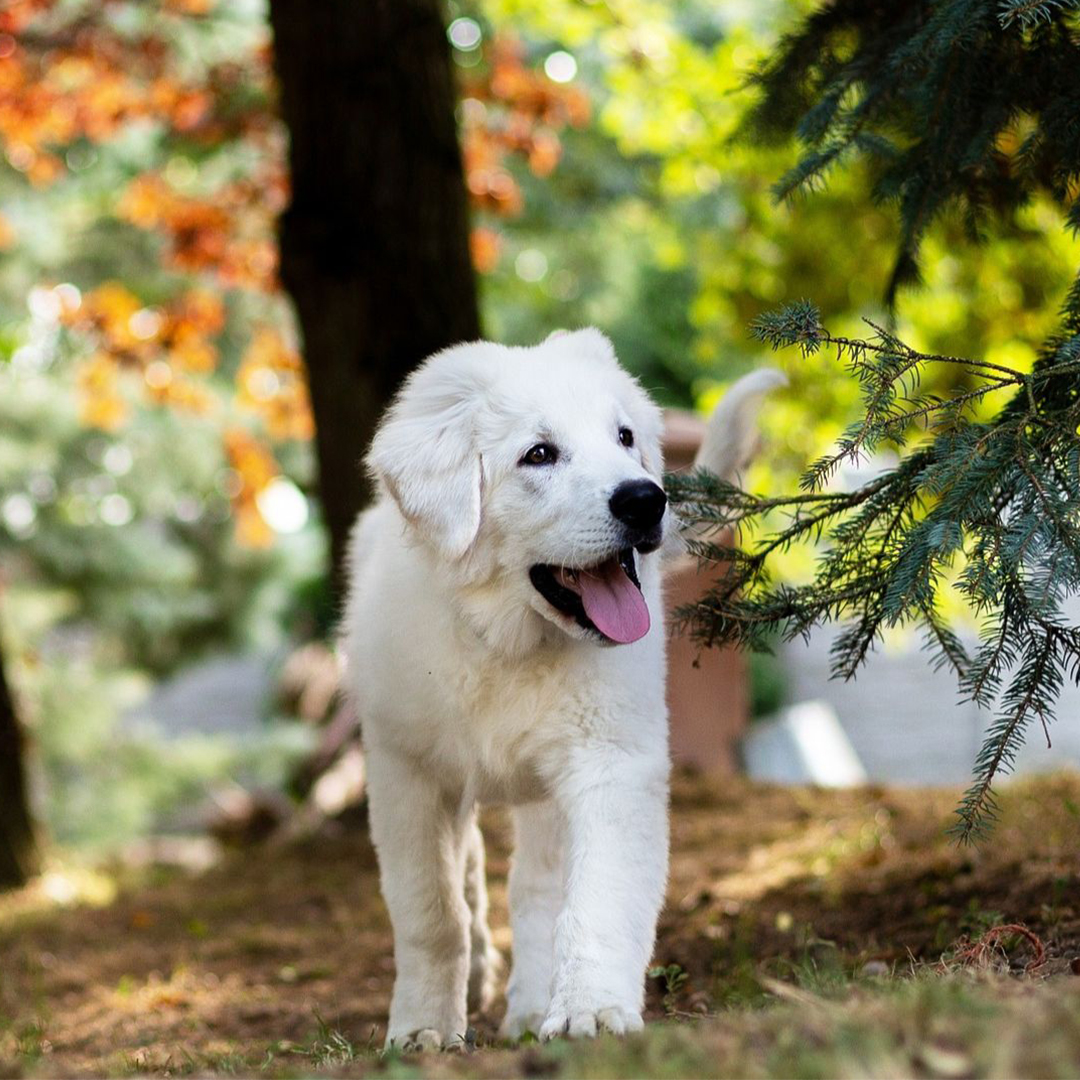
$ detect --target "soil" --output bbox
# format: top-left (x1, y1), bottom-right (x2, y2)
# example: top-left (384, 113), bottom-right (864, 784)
top-left (1, 772), bottom-right (1078, 1076)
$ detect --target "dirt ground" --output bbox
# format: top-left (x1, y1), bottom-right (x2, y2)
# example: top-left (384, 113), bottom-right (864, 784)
top-left (1, 772), bottom-right (1079, 1077)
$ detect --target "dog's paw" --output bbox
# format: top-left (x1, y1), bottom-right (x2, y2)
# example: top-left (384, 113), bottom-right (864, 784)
top-left (500, 1009), bottom-right (546, 1040)
top-left (386, 1028), bottom-right (445, 1052)
top-left (539, 1003), bottom-right (643, 1040)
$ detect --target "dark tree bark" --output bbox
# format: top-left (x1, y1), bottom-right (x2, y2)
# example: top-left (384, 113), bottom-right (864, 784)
top-left (268, 0), bottom-right (481, 601)
top-left (0, 632), bottom-right (38, 889)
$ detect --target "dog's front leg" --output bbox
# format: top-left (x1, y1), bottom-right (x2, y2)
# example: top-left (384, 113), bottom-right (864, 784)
top-left (366, 748), bottom-right (472, 1050)
top-left (502, 800), bottom-right (564, 1038)
top-left (540, 749), bottom-right (669, 1039)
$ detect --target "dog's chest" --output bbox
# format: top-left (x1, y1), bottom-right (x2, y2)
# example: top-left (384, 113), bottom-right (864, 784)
top-left (425, 657), bottom-right (571, 801)
top-left (352, 559), bottom-right (666, 804)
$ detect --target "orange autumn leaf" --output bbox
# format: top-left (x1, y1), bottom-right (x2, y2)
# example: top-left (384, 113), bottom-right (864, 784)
top-left (160, 288), bottom-right (223, 372)
top-left (145, 372), bottom-right (215, 415)
top-left (168, 327), bottom-right (217, 374)
top-left (75, 282), bottom-right (147, 354)
top-left (5, 0), bottom-right (307, 559)
top-left (0, 0), bottom-right (54, 36)
top-left (0, 211), bottom-right (16, 250)
top-left (236, 329), bottom-right (315, 442)
top-left (233, 503), bottom-right (274, 549)
top-left (76, 352), bottom-right (128, 431)
top-left (116, 174), bottom-right (173, 230)
top-left (162, 0), bottom-right (216, 14)
top-left (470, 226), bottom-right (501, 273)
top-left (0, 0), bottom-right (275, 188)
top-left (25, 149), bottom-right (61, 185)
top-left (527, 130), bottom-right (561, 178)
top-left (457, 35), bottom-right (588, 241)
top-left (68, 282), bottom-right (228, 415)
top-left (169, 89), bottom-right (214, 132)
top-left (223, 427), bottom-right (278, 548)
top-left (170, 286), bottom-right (225, 336)
top-left (119, 172), bottom-right (280, 289)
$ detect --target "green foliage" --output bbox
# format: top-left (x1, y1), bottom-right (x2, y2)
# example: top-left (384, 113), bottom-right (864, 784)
top-left (0, 358), bottom-right (319, 849)
top-left (647, 963), bottom-right (689, 1015)
top-left (997, 0), bottom-right (1079, 31)
top-left (0, 0), bottom-right (320, 851)
top-left (749, 645), bottom-right (788, 719)
top-left (670, 0), bottom-right (1080, 842)
top-left (747, 0), bottom-right (1080, 303)
top-left (474, 0), bottom-right (1078, 522)
top-left (303, 1013), bottom-right (366, 1067)
top-left (671, 303), bottom-right (1080, 842)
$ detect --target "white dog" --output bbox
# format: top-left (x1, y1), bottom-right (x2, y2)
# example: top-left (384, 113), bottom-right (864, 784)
top-left (342, 329), bottom-right (782, 1048)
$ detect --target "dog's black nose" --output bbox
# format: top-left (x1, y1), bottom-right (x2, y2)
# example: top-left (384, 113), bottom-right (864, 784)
top-left (609, 479), bottom-right (667, 532)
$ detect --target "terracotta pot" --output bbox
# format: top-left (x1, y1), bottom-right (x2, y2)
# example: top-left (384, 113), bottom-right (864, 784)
top-left (662, 409), bottom-right (749, 775)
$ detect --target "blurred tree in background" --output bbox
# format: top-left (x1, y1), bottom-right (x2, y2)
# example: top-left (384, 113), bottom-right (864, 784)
top-left (0, 0), bottom-right (318, 856)
top-left (0, 0), bottom-right (1076, 861)
top-left (0, 632), bottom-right (37, 886)
top-left (268, 0), bottom-right (480, 592)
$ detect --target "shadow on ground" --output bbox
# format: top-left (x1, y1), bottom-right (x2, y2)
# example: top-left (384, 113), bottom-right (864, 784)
top-left (1, 773), bottom-right (1079, 1077)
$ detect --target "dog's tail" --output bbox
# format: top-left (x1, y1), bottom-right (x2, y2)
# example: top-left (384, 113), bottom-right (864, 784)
top-left (692, 367), bottom-right (788, 483)
top-left (664, 367), bottom-right (787, 569)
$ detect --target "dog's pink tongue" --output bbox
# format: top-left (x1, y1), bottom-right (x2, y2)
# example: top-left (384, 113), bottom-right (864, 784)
top-left (578, 561), bottom-right (650, 644)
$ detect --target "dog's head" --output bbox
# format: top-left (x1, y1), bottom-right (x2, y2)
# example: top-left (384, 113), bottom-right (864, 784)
top-left (367, 329), bottom-right (666, 648)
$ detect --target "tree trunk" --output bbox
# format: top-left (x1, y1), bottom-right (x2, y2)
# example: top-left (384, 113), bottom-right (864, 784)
top-left (0, 633), bottom-right (38, 889)
top-left (268, 0), bottom-right (481, 601)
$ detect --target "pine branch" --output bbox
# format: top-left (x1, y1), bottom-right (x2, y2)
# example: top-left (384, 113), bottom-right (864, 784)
top-left (729, 0), bottom-right (1080, 839)
top-left (670, 303), bottom-right (1080, 841)
top-left (998, 0), bottom-right (1080, 29)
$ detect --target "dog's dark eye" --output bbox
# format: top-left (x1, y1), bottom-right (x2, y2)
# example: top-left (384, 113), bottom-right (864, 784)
top-left (521, 443), bottom-right (558, 466)
top-left (618, 427), bottom-right (634, 448)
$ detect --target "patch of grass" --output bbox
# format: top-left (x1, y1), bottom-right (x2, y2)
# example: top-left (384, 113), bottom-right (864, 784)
top-left (647, 963), bottom-right (689, 1015)
top-left (957, 900), bottom-right (1006, 940)
top-left (185, 1050), bottom-right (251, 1076)
top-left (303, 1012), bottom-right (374, 1068)
top-left (144, 977), bottom-right (1075, 1079)
top-left (12, 1019), bottom-right (50, 1064)
top-left (345, 977), bottom-right (1080, 1080)
top-left (770, 936), bottom-right (852, 998)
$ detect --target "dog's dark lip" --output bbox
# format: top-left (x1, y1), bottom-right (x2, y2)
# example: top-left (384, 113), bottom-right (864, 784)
top-left (632, 525), bottom-right (664, 555)
top-left (617, 546), bottom-right (641, 588)
top-left (529, 547), bottom-right (641, 640)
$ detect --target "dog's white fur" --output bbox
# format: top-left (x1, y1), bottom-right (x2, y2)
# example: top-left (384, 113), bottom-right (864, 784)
top-left (342, 330), bottom-right (782, 1048)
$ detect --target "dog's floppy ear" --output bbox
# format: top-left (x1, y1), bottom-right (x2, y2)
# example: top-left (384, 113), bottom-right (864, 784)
top-left (367, 344), bottom-right (491, 560)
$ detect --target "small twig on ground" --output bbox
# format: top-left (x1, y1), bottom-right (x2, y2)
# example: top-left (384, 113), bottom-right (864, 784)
top-left (938, 923), bottom-right (1047, 975)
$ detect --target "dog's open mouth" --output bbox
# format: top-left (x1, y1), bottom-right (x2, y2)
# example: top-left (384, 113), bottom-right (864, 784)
top-left (529, 548), bottom-right (649, 644)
